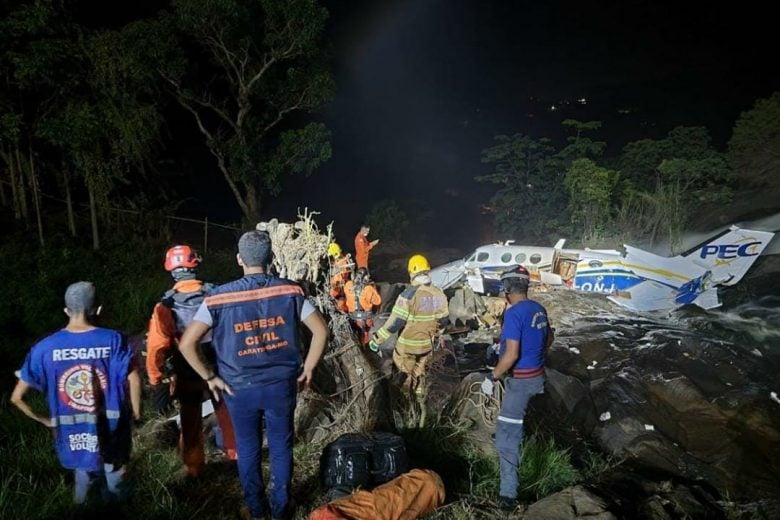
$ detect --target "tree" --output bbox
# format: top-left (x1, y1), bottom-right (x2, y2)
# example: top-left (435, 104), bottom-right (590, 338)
top-left (564, 158), bottom-right (618, 242)
top-left (616, 126), bottom-right (733, 250)
top-left (477, 134), bottom-right (566, 241)
top-left (559, 119), bottom-right (606, 160)
top-left (366, 199), bottom-right (410, 243)
top-left (134, 0), bottom-right (334, 223)
top-left (728, 92), bottom-right (780, 189)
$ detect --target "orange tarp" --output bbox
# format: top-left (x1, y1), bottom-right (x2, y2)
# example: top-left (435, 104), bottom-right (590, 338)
top-left (309, 469), bottom-right (445, 520)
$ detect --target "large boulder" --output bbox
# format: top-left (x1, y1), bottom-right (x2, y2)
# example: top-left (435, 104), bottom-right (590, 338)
top-left (524, 485), bottom-right (616, 520)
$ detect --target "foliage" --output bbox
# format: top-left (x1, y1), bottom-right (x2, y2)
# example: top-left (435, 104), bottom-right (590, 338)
top-left (366, 199), bottom-right (410, 242)
top-left (564, 158), bottom-right (619, 241)
top-left (728, 92), bottom-right (780, 188)
top-left (477, 134), bottom-right (567, 241)
top-left (615, 126), bottom-right (733, 250)
top-left (130, 0), bottom-right (335, 222)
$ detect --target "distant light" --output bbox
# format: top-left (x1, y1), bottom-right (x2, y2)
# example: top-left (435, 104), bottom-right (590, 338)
top-left (549, 105), bottom-right (557, 111)
top-left (578, 97), bottom-right (587, 105)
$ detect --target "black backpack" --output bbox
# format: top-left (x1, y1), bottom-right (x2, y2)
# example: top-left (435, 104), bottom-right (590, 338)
top-left (161, 282), bottom-right (214, 338)
top-left (320, 432), bottom-right (408, 496)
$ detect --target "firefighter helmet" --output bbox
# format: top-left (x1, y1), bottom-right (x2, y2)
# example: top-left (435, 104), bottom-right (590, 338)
top-left (164, 245), bottom-right (201, 272)
top-left (407, 254), bottom-right (431, 276)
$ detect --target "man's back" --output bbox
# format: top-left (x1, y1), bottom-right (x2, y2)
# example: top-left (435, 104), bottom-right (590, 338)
top-left (394, 284), bottom-right (448, 353)
top-left (199, 273), bottom-right (305, 388)
top-left (500, 299), bottom-right (550, 377)
top-left (19, 327), bottom-right (132, 470)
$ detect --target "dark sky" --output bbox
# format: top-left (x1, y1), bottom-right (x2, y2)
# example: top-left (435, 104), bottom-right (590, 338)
top-left (257, 0), bottom-right (778, 249)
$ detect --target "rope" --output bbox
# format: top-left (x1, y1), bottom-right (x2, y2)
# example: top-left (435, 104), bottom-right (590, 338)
top-left (461, 379), bottom-right (505, 427)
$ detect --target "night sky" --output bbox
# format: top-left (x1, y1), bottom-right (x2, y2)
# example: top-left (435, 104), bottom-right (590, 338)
top-left (182, 0), bottom-right (778, 249)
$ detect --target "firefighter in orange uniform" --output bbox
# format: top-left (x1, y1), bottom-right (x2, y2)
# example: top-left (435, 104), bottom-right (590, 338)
top-left (146, 245), bottom-right (237, 477)
top-left (328, 243), bottom-right (353, 313)
top-left (344, 267), bottom-right (382, 345)
top-left (354, 224), bottom-right (379, 271)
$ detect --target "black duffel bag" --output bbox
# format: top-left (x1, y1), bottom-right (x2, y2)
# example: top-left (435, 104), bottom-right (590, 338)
top-left (367, 431), bottom-right (409, 485)
top-left (320, 432), bottom-right (408, 494)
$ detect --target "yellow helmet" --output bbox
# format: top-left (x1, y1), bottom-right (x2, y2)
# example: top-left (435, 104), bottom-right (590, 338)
top-left (328, 243), bottom-right (342, 258)
top-left (408, 254), bottom-right (431, 276)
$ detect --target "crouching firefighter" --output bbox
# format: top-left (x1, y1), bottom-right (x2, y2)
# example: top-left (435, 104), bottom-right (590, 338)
top-left (328, 242), bottom-right (353, 313)
top-left (146, 245), bottom-right (237, 477)
top-left (369, 255), bottom-right (448, 425)
top-left (344, 267), bottom-right (382, 345)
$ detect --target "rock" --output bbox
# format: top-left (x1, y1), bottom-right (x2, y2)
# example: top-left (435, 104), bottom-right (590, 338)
top-left (524, 485), bottom-right (616, 519)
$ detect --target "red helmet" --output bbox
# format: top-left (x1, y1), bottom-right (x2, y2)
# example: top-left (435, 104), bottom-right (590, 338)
top-left (164, 245), bottom-right (201, 272)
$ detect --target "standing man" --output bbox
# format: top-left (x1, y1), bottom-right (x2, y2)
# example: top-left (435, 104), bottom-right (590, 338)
top-left (179, 230), bottom-right (329, 520)
top-left (480, 266), bottom-right (554, 512)
top-left (146, 245), bottom-right (237, 477)
top-left (369, 254), bottom-right (448, 425)
top-left (354, 223), bottom-right (379, 271)
top-left (11, 282), bottom-right (141, 503)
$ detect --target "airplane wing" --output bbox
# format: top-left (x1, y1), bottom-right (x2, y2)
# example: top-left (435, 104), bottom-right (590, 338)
top-left (430, 259), bottom-right (467, 290)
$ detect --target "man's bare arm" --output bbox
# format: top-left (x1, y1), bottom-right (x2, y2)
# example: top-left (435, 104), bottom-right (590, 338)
top-left (298, 310), bottom-right (329, 389)
top-left (492, 339), bottom-right (520, 379)
top-left (179, 320), bottom-right (213, 380)
top-left (127, 369), bottom-right (142, 420)
top-left (10, 379), bottom-right (53, 427)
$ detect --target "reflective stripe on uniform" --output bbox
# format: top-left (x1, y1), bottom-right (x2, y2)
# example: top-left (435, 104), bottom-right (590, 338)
top-left (497, 416), bottom-right (524, 425)
top-left (205, 285), bottom-right (304, 307)
top-left (53, 409), bottom-right (122, 426)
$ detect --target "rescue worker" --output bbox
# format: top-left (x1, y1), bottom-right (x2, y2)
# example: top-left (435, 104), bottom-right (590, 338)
top-left (328, 242), bottom-right (352, 313)
top-left (344, 267), bottom-right (382, 345)
top-left (369, 254), bottom-right (448, 408)
top-left (354, 224), bottom-right (379, 271)
top-left (179, 230), bottom-right (329, 520)
top-left (146, 245), bottom-right (237, 478)
top-left (480, 265), bottom-right (554, 512)
top-left (11, 282), bottom-right (142, 503)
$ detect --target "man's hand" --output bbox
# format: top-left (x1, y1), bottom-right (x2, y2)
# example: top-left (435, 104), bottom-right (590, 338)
top-left (297, 368), bottom-right (314, 391)
top-left (370, 239), bottom-right (379, 247)
top-left (38, 416), bottom-right (55, 428)
top-left (206, 376), bottom-right (233, 402)
top-left (481, 376), bottom-right (495, 396)
top-left (368, 338), bottom-right (381, 354)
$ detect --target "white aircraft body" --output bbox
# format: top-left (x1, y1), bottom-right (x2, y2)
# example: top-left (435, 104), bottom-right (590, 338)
top-left (430, 225), bottom-right (776, 312)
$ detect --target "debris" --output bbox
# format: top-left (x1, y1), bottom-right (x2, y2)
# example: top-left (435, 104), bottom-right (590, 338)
top-left (568, 347), bottom-right (581, 355)
top-left (644, 424), bottom-right (655, 431)
top-left (587, 360), bottom-right (598, 370)
top-left (770, 392), bottom-right (780, 405)
top-left (599, 411), bottom-right (611, 422)
top-left (751, 349), bottom-right (763, 357)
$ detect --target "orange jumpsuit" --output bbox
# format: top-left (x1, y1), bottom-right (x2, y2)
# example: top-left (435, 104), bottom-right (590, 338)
top-left (329, 255), bottom-right (352, 313)
top-left (354, 232), bottom-right (375, 270)
top-left (344, 280), bottom-right (382, 344)
top-left (147, 279), bottom-right (237, 476)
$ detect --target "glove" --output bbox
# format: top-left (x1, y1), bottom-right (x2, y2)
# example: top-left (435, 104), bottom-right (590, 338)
top-left (368, 339), bottom-right (380, 353)
top-left (481, 376), bottom-right (495, 396)
top-left (151, 383), bottom-right (174, 415)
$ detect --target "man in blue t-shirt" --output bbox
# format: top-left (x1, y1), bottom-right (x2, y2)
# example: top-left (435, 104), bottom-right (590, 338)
top-left (481, 266), bottom-right (554, 512)
top-left (179, 230), bottom-right (329, 520)
top-left (11, 281), bottom-right (142, 504)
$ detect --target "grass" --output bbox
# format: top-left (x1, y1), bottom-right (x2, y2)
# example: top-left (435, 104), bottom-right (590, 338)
top-left (0, 234), bottom-right (618, 518)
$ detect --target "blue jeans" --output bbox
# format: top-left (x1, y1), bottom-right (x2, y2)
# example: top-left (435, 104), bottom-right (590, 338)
top-left (495, 375), bottom-right (545, 499)
top-left (224, 380), bottom-right (296, 518)
top-left (74, 463), bottom-right (127, 504)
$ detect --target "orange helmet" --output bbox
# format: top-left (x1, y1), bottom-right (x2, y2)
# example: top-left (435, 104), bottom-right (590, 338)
top-left (164, 245), bottom-right (201, 272)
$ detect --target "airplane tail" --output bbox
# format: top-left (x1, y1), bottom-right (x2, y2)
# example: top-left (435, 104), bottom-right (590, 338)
top-left (680, 226), bottom-right (776, 286)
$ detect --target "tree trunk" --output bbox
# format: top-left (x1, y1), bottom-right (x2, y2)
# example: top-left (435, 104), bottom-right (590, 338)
top-left (0, 166), bottom-right (6, 207)
top-left (28, 144), bottom-right (44, 247)
top-left (244, 182), bottom-right (260, 225)
top-left (88, 184), bottom-right (100, 250)
top-left (63, 167), bottom-right (77, 237)
top-left (15, 146), bottom-right (29, 223)
top-left (2, 146), bottom-right (20, 218)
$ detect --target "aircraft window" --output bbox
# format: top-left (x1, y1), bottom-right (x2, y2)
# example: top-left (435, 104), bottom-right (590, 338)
top-left (466, 253), bottom-right (476, 262)
top-left (530, 253), bottom-right (542, 264)
top-left (515, 253), bottom-right (527, 263)
top-left (500, 252), bottom-right (512, 263)
top-left (476, 252), bottom-right (489, 263)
